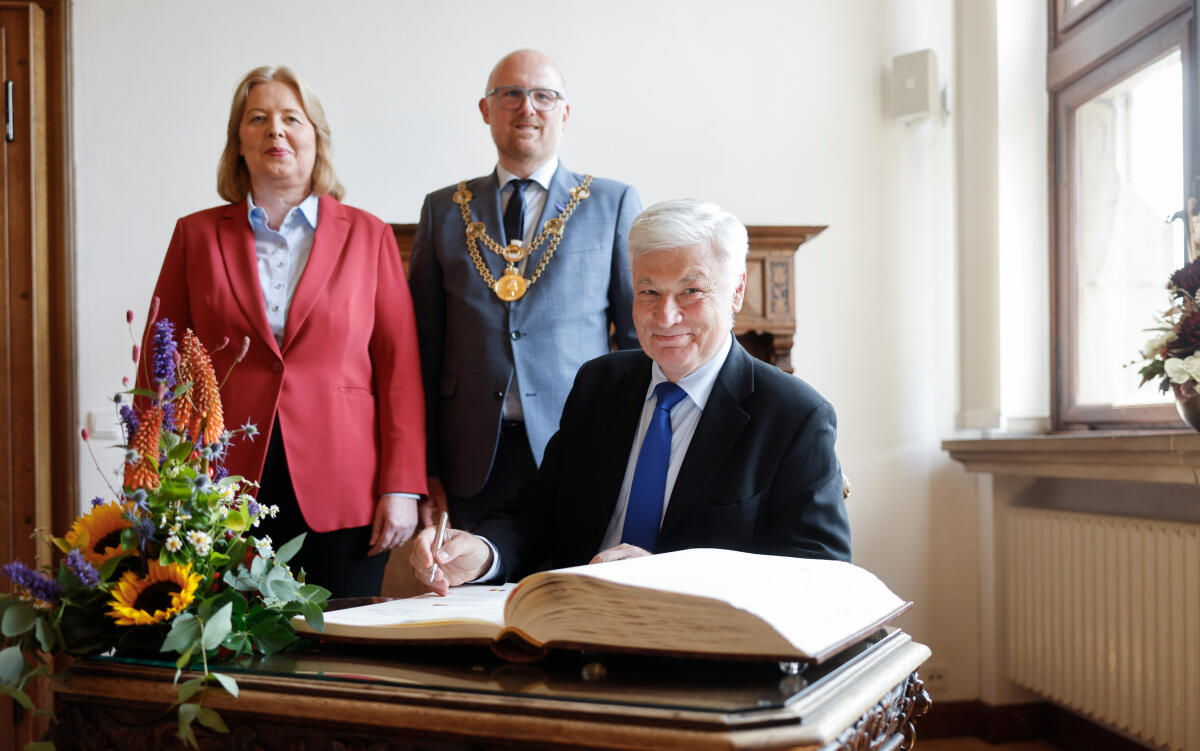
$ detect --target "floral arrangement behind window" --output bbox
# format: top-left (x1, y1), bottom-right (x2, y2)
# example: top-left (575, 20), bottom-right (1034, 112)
top-left (0, 300), bottom-right (329, 748)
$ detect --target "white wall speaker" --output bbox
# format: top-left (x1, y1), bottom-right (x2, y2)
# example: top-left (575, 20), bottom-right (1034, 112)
top-left (891, 49), bottom-right (939, 122)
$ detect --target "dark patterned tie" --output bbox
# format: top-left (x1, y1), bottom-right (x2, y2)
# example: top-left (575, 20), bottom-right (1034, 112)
top-left (503, 179), bottom-right (530, 245)
top-left (620, 382), bottom-right (688, 552)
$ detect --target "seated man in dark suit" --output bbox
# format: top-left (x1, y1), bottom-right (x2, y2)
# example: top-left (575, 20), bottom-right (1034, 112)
top-left (411, 199), bottom-right (850, 591)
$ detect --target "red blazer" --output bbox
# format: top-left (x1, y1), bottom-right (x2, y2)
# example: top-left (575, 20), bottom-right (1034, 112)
top-left (146, 196), bottom-right (427, 532)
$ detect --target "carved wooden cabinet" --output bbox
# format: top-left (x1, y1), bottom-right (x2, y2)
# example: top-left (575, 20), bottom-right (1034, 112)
top-left (392, 224), bottom-right (826, 373)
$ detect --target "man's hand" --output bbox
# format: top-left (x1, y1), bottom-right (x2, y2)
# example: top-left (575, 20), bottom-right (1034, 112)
top-left (589, 543), bottom-right (651, 565)
top-left (409, 523), bottom-right (493, 595)
top-left (367, 495), bottom-right (418, 556)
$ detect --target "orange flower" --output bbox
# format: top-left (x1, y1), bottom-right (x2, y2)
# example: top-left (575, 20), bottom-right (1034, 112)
top-left (124, 404), bottom-right (162, 491)
top-left (179, 330), bottom-right (224, 445)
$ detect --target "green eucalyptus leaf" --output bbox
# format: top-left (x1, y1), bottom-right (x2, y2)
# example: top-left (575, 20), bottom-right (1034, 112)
top-left (223, 567), bottom-right (256, 593)
top-left (297, 583), bottom-right (331, 606)
top-left (177, 702), bottom-right (200, 748)
top-left (33, 618), bottom-right (52, 653)
top-left (175, 644), bottom-right (195, 670)
top-left (127, 387), bottom-right (157, 398)
top-left (202, 603), bottom-right (233, 651)
top-left (301, 601), bottom-right (324, 632)
top-left (250, 620), bottom-right (298, 654)
top-left (273, 533), bottom-right (305, 565)
top-left (210, 672), bottom-right (239, 698)
top-left (176, 676), bottom-right (205, 703)
top-left (0, 682), bottom-right (34, 710)
top-left (172, 380), bottom-right (194, 398)
top-left (0, 645), bottom-right (27, 684)
top-left (249, 555), bottom-right (266, 579)
top-left (195, 706), bottom-right (230, 733)
top-left (162, 612), bottom-right (201, 654)
top-left (207, 552), bottom-right (230, 568)
top-left (2, 602), bottom-right (37, 637)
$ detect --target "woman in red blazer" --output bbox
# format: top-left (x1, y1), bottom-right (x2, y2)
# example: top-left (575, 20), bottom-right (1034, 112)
top-left (144, 66), bottom-right (427, 597)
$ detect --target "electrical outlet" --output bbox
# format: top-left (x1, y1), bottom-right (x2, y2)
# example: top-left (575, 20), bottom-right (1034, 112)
top-left (922, 663), bottom-right (948, 694)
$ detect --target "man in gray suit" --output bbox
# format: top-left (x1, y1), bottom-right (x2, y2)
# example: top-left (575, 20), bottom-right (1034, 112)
top-left (409, 49), bottom-right (642, 529)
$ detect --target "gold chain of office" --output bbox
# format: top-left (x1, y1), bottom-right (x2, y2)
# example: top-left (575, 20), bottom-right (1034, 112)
top-left (454, 175), bottom-right (594, 301)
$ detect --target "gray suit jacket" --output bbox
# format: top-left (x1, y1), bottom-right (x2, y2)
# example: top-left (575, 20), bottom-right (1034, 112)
top-left (409, 163), bottom-right (641, 498)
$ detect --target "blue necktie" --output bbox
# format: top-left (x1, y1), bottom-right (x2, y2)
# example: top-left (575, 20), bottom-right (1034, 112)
top-left (621, 382), bottom-right (688, 552)
top-left (503, 179), bottom-right (529, 245)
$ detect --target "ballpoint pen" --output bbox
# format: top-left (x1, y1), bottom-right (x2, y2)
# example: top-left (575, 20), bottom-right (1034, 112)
top-left (427, 511), bottom-right (450, 584)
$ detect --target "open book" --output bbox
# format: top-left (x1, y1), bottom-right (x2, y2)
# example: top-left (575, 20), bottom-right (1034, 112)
top-left (293, 548), bottom-right (911, 663)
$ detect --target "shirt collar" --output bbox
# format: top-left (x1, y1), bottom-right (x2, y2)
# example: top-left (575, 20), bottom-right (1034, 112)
top-left (496, 156), bottom-right (558, 193)
top-left (646, 334), bottom-right (734, 411)
top-left (246, 193), bottom-right (320, 230)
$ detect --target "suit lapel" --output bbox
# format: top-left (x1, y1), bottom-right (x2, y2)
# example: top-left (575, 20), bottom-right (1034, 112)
top-left (583, 355), bottom-right (653, 550)
top-left (281, 195), bottom-right (348, 352)
top-left (216, 201), bottom-right (280, 357)
top-left (537, 162), bottom-right (574, 237)
top-left (473, 172), bottom-right (507, 280)
top-left (660, 341), bottom-right (753, 536)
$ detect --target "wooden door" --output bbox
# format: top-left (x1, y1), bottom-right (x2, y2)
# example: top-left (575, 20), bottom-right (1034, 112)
top-left (0, 2), bottom-right (50, 746)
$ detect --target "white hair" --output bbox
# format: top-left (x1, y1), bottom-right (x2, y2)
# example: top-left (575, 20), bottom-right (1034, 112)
top-left (627, 199), bottom-right (748, 281)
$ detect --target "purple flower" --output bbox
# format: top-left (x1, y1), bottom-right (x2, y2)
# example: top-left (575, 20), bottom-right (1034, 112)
top-left (128, 489), bottom-right (149, 513)
top-left (90, 496), bottom-right (105, 508)
top-left (247, 500), bottom-right (261, 518)
top-left (213, 464), bottom-right (228, 481)
top-left (161, 401), bottom-right (176, 432)
top-left (2, 560), bottom-right (62, 604)
top-left (65, 549), bottom-right (100, 588)
top-left (151, 319), bottom-right (177, 415)
top-left (119, 404), bottom-right (139, 441)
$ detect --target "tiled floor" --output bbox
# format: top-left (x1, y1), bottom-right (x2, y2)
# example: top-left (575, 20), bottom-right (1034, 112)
top-left (921, 738), bottom-right (1059, 750)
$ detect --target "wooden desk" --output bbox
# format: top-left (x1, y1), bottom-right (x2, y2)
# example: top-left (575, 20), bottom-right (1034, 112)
top-left (392, 224), bottom-right (826, 373)
top-left (47, 629), bottom-right (929, 750)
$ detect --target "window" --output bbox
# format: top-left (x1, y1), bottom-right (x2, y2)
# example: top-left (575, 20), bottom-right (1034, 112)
top-left (1050, 0), bottom-right (1196, 428)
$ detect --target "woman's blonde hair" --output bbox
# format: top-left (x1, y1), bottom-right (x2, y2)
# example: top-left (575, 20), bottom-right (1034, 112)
top-left (216, 65), bottom-right (344, 203)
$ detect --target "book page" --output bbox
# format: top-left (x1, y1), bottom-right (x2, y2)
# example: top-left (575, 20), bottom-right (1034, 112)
top-left (513, 549), bottom-right (907, 658)
top-left (323, 583), bottom-right (514, 628)
top-left (295, 583), bottom-right (515, 641)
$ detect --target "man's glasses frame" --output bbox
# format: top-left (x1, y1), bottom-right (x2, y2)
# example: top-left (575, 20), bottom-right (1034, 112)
top-left (486, 86), bottom-right (564, 111)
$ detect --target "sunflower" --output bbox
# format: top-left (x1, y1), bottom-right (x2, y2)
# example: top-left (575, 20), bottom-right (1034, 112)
top-left (107, 560), bottom-right (202, 626)
top-left (65, 502), bottom-right (134, 567)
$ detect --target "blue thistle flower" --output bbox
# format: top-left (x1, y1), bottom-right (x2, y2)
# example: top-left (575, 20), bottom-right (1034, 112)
top-left (241, 422), bottom-right (259, 440)
top-left (213, 464), bottom-right (228, 481)
top-left (90, 496), bottom-right (105, 508)
top-left (192, 475), bottom-right (210, 492)
top-left (2, 560), bottom-right (62, 604)
top-left (128, 489), bottom-right (149, 513)
top-left (65, 549), bottom-right (100, 588)
top-left (119, 404), bottom-right (139, 441)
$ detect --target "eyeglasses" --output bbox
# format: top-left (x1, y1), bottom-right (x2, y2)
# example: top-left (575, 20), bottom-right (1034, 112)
top-left (486, 86), bottom-right (564, 111)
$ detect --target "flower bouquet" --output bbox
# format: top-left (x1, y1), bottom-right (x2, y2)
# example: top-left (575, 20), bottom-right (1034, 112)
top-left (0, 301), bottom-right (329, 748)
top-left (1136, 253), bottom-right (1200, 396)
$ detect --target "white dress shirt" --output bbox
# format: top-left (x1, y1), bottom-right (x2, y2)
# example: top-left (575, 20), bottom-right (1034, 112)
top-left (247, 193), bottom-right (319, 345)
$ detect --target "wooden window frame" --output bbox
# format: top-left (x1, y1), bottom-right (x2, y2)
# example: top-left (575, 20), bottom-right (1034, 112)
top-left (1049, 0), bottom-right (1197, 429)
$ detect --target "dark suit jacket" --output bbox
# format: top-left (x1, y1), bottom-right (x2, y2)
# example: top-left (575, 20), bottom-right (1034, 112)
top-left (409, 163), bottom-right (641, 498)
top-left (475, 341), bottom-right (851, 580)
top-left (147, 196), bottom-right (427, 532)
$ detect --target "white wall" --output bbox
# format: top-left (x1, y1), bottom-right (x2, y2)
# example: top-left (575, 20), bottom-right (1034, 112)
top-left (70, 0), bottom-right (1041, 702)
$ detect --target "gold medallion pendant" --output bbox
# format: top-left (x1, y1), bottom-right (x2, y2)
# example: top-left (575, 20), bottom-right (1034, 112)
top-left (495, 269), bottom-right (529, 301)
top-left (455, 175), bottom-right (594, 301)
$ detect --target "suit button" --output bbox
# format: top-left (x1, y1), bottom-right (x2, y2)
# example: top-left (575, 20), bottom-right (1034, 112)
top-left (494, 390), bottom-right (504, 401)
top-left (272, 362), bottom-right (284, 373)
top-left (510, 330), bottom-right (521, 340)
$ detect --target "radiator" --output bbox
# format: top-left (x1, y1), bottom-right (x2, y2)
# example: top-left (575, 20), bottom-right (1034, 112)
top-left (1004, 507), bottom-right (1200, 751)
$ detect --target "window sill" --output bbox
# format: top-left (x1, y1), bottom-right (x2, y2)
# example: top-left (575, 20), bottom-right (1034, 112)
top-left (942, 430), bottom-right (1200, 485)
